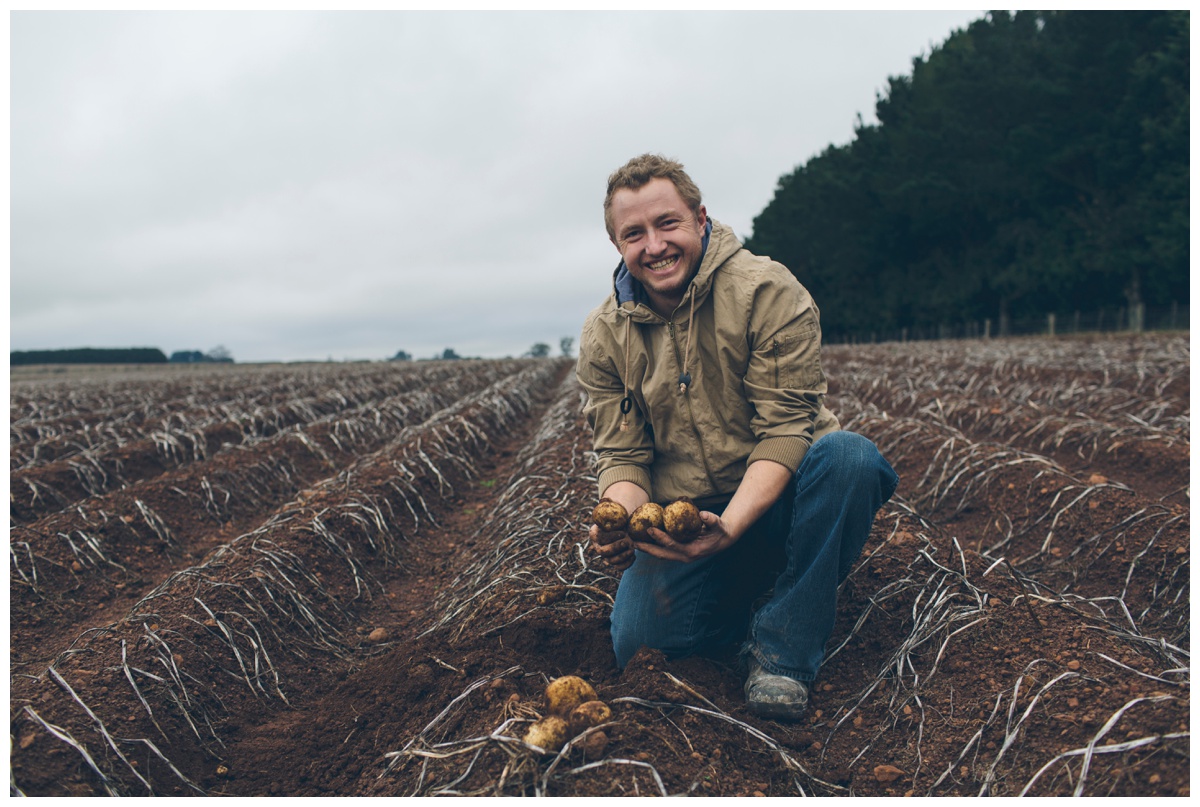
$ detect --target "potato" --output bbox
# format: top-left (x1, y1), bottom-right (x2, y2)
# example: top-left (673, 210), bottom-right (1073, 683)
top-left (627, 502), bottom-right (665, 542)
top-left (663, 498), bottom-right (703, 542)
top-left (567, 700), bottom-right (612, 736)
top-left (592, 498), bottom-right (629, 531)
top-left (582, 730), bottom-right (609, 760)
top-left (523, 716), bottom-right (569, 754)
top-left (545, 675), bottom-right (598, 717)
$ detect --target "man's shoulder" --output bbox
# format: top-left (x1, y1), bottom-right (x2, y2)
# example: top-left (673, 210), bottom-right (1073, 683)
top-left (582, 295), bottom-right (619, 327)
top-left (716, 245), bottom-right (804, 293)
top-left (580, 296), bottom-right (622, 350)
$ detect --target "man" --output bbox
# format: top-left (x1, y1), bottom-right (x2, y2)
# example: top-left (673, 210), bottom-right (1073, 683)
top-left (576, 153), bottom-right (898, 720)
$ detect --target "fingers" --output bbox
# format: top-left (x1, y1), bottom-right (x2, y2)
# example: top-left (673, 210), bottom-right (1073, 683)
top-left (607, 546), bottom-right (635, 570)
top-left (644, 526), bottom-right (678, 548)
top-left (590, 526), bottom-right (635, 571)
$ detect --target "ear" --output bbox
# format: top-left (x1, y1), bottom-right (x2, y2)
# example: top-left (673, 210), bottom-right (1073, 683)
top-left (695, 205), bottom-right (708, 230)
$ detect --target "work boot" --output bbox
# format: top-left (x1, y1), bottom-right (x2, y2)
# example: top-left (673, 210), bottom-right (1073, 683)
top-left (744, 658), bottom-right (809, 720)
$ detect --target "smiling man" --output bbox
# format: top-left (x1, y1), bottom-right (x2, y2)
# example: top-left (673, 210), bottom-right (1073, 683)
top-left (576, 153), bottom-right (899, 720)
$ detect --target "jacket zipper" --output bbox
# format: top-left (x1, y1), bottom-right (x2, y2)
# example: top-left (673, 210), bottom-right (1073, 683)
top-left (670, 310), bottom-right (716, 488)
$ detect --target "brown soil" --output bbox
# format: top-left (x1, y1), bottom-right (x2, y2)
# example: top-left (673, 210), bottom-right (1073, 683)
top-left (9, 336), bottom-right (1191, 797)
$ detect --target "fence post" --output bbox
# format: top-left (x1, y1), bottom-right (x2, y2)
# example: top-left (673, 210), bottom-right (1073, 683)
top-left (901, 327), bottom-right (908, 343)
top-left (1073, 310), bottom-right (1080, 333)
top-left (1047, 312), bottom-right (1056, 337)
top-left (984, 319), bottom-right (991, 339)
top-left (1132, 303), bottom-right (1145, 333)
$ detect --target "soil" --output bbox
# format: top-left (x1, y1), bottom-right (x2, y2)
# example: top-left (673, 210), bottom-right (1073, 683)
top-left (9, 335), bottom-right (1191, 797)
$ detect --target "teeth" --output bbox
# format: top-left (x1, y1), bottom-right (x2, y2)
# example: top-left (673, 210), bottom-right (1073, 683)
top-left (648, 257), bottom-right (676, 271)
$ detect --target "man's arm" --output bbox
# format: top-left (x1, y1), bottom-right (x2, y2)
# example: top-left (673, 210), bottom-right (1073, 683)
top-left (577, 315), bottom-right (656, 498)
top-left (631, 459), bottom-right (792, 563)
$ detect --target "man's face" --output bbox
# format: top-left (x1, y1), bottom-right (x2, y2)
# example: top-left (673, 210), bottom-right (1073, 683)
top-left (609, 177), bottom-right (708, 314)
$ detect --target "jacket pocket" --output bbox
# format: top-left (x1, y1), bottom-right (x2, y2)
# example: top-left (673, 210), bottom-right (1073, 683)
top-left (772, 320), bottom-right (823, 390)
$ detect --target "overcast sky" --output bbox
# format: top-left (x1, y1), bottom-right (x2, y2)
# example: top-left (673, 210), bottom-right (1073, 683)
top-left (11, 10), bottom-right (984, 363)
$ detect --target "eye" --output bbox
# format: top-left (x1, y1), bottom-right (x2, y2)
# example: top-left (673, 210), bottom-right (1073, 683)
top-left (660, 219), bottom-right (680, 229)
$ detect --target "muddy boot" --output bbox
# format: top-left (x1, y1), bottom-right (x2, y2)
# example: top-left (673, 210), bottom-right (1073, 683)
top-left (744, 659), bottom-right (809, 720)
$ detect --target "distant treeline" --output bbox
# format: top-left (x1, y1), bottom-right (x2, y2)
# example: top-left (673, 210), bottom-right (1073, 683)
top-left (745, 10), bottom-right (1188, 341)
top-left (11, 347), bottom-right (169, 365)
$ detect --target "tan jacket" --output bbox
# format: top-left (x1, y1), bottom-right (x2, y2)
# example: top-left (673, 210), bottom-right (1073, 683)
top-left (577, 219), bottom-right (839, 504)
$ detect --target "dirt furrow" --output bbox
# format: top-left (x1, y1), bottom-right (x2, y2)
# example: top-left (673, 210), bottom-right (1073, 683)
top-left (9, 362), bottom-right (532, 674)
top-left (9, 360), bottom-right (568, 796)
top-left (10, 360), bottom-right (518, 518)
top-left (9, 336), bottom-right (1189, 798)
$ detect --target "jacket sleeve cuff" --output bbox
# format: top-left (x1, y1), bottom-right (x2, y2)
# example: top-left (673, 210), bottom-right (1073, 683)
top-left (747, 436), bottom-right (810, 474)
top-left (597, 465), bottom-right (653, 500)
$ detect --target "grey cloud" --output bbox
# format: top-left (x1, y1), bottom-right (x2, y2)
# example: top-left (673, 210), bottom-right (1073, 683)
top-left (12, 10), bottom-right (982, 362)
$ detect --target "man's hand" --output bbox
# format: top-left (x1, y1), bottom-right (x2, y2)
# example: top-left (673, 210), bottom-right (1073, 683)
top-left (589, 523), bottom-right (635, 571)
top-left (588, 481), bottom-right (649, 572)
top-left (632, 510), bottom-right (739, 562)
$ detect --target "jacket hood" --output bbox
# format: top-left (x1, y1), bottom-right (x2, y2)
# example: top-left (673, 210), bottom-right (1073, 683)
top-left (612, 217), bottom-right (734, 315)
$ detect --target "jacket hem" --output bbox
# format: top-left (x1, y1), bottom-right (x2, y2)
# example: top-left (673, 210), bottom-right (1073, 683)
top-left (747, 436), bottom-right (810, 474)
top-left (597, 466), bottom-right (653, 500)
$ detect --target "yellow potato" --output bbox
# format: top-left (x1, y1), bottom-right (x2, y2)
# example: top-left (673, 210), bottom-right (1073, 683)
top-left (592, 498), bottom-right (629, 531)
top-left (663, 498), bottom-right (703, 542)
top-left (545, 675), bottom-right (598, 717)
top-left (523, 716), bottom-right (569, 754)
top-left (627, 502), bottom-right (665, 542)
top-left (568, 700), bottom-right (613, 736)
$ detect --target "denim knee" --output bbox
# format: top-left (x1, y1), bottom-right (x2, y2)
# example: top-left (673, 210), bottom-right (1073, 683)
top-left (609, 595), bottom-right (642, 668)
top-left (608, 550), bottom-right (728, 669)
top-left (807, 431), bottom-right (898, 501)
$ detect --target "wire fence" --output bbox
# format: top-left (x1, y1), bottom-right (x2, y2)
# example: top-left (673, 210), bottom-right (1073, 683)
top-left (828, 303), bottom-right (1189, 345)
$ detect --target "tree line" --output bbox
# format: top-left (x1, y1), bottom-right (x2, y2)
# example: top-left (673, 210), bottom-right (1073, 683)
top-left (744, 11), bottom-right (1188, 341)
top-left (10, 346), bottom-right (236, 366)
top-left (11, 347), bottom-right (169, 365)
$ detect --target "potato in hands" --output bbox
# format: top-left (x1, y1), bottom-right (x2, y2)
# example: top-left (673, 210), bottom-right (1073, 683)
top-left (662, 498), bottom-right (704, 542)
top-left (590, 499), bottom-right (634, 570)
top-left (627, 502), bottom-right (665, 542)
top-left (591, 498), bottom-right (629, 531)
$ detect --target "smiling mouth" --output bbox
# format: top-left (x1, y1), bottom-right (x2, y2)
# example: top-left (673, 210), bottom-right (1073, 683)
top-left (647, 256), bottom-right (678, 272)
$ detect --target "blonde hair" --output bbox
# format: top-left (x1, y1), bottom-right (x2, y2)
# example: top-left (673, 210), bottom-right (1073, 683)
top-left (603, 153), bottom-right (703, 240)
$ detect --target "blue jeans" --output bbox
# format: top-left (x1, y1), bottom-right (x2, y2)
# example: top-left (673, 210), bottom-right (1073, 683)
top-left (609, 431), bottom-right (898, 682)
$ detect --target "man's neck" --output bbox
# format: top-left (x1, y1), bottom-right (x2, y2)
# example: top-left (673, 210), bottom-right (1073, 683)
top-left (646, 288), bottom-right (685, 319)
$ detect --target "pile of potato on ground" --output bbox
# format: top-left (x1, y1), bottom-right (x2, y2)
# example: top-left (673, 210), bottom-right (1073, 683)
top-left (523, 676), bottom-right (612, 758)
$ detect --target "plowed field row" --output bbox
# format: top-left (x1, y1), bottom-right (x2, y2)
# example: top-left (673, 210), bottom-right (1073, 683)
top-left (11, 359), bottom-right (566, 795)
top-left (10, 360), bottom-right (527, 524)
top-left (10, 335), bottom-right (1189, 797)
top-left (10, 360), bottom-right (496, 470)
top-left (826, 335), bottom-right (1190, 505)
top-left (10, 359), bottom-right (537, 672)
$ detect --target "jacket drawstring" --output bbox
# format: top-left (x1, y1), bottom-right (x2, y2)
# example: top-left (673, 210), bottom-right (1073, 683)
top-left (679, 291), bottom-right (695, 394)
top-left (619, 314), bottom-right (633, 432)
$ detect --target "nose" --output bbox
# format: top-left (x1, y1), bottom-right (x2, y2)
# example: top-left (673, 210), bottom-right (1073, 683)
top-left (644, 227), bottom-right (667, 255)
